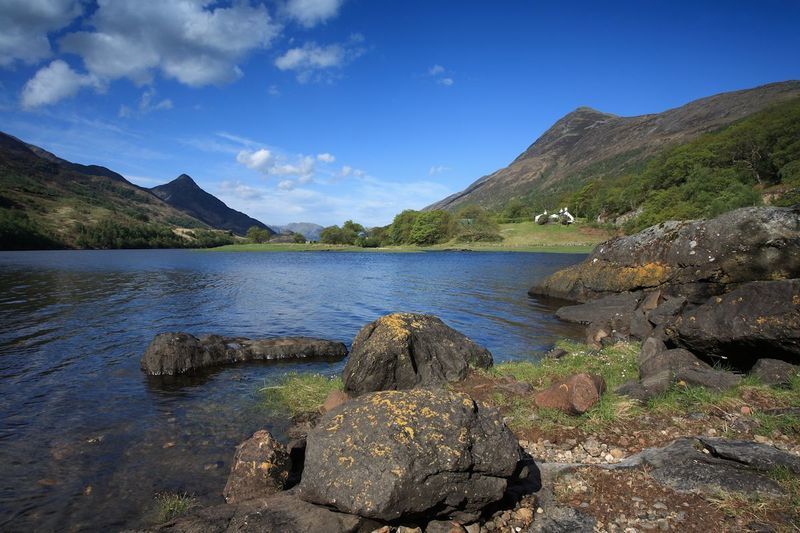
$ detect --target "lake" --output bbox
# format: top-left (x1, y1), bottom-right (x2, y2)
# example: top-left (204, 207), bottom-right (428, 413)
top-left (0, 249), bottom-right (585, 531)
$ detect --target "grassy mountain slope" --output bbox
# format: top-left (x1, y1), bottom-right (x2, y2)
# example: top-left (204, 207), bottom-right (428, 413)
top-left (427, 81), bottom-right (800, 214)
top-left (150, 174), bottom-right (271, 237)
top-left (0, 132), bottom-right (232, 250)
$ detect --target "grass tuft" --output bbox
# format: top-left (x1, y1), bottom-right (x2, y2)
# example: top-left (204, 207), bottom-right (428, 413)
top-left (155, 492), bottom-right (196, 523)
top-left (260, 372), bottom-right (343, 415)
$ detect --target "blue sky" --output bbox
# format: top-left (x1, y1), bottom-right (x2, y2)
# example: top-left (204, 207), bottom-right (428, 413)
top-left (1, 0), bottom-right (799, 227)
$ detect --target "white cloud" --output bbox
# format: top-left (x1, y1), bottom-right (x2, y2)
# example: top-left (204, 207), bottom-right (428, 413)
top-left (219, 179), bottom-right (265, 200)
top-left (58, 0), bottom-right (280, 87)
top-left (429, 165), bottom-right (450, 175)
top-left (428, 64), bottom-right (445, 76)
top-left (268, 84), bottom-right (280, 96)
top-left (427, 64), bottom-right (454, 86)
top-left (274, 34), bottom-right (365, 83)
top-left (21, 60), bottom-right (102, 109)
top-left (278, 179), bottom-right (294, 190)
top-left (236, 148), bottom-right (274, 173)
top-left (438, 77), bottom-right (454, 86)
top-left (339, 165), bottom-right (352, 177)
top-left (271, 155), bottom-right (315, 179)
top-left (119, 87), bottom-right (172, 117)
top-left (285, 0), bottom-right (344, 28)
top-left (0, 0), bottom-right (83, 66)
top-left (317, 152), bottom-right (335, 163)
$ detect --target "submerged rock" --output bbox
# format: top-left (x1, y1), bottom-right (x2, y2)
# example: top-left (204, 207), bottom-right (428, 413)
top-left (342, 313), bottom-right (493, 396)
top-left (223, 430), bottom-right (289, 504)
top-left (298, 388), bottom-right (522, 522)
top-left (529, 206), bottom-right (800, 303)
top-left (533, 373), bottom-right (606, 415)
top-left (140, 333), bottom-right (347, 375)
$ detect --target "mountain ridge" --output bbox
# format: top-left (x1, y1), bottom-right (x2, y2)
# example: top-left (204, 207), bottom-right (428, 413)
top-left (426, 80), bottom-right (800, 212)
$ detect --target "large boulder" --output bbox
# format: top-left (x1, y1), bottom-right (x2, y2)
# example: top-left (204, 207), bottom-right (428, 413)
top-left (529, 206), bottom-right (800, 303)
top-left (298, 389), bottom-right (523, 522)
top-left (223, 430), bottom-right (290, 504)
top-left (342, 313), bottom-right (493, 396)
top-left (750, 358), bottom-right (800, 387)
top-left (141, 333), bottom-right (347, 375)
top-left (669, 279), bottom-right (800, 367)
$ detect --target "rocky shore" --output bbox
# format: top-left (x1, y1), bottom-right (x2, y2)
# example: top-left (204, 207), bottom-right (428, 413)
top-left (135, 206), bottom-right (800, 532)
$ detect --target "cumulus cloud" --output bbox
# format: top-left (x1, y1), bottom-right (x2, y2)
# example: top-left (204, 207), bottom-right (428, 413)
top-left (21, 59), bottom-right (102, 109)
top-left (428, 64), bottom-right (445, 76)
top-left (274, 34), bottom-right (365, 83)
top-left (437, 77), bottom-right (454, 86)
top-left (119, 87), bottom-right (172, 117)
top-left (236, 148), bottom-right (274, 173)
top-left (427, 64), bottom-right (454, 86)
top-left (59, 0), bottom-right (280, 87)
top-left (278, 179), bottom-right (294, 190)
top-left (219, 179), bottom-right (265, 200)
top-left (317, 152), bottom-right (335, 163)
top-left (0, 0), bottom-right (83, 66)
top-left (284, 0), bottom-right (344, 27)
top-left (339, 165), bottom-right (352, 177)
top-left (271, 155), bottom-right (315, 180)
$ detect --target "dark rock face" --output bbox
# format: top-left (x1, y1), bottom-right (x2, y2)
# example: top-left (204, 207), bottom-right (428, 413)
top-left (751, 358), bottom-right (800, 387)
top-left (145, 491), bottom-right (374, 533)
top-left (636, 437), bottom-right (800, 497)
top-left (529, 206), bottom-right (800, 303)
top-left (141, 333), bottom-right (347, 375)
top-left (223, 430), bottom-right (289, 504)
top-left (533, 373), bottom-right (606, 415)
top-left (342, 313), bottom-right (493, 396)
top-left (298, 389), bottom-right (522, 522)
top-left (555, 292), bottom-right (642, 326)
top-left (673, 366), bottom-right (741, 391)
top-left (669, 279), bottom-right (800, 367)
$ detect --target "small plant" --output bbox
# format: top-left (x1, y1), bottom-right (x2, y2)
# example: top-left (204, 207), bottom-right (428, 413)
top-left (154, 492), bottom-right (196, 523)
top-left (261, 372), bottom-right (343, 415)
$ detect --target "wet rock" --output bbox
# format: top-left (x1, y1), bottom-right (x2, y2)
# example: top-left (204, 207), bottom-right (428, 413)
top-left (342, 313), bottom-right (493, 396)
top-left (320, 390), bottom-right (350, 414)
top-left (634, 437), bottom-right (800, 497)
top-left (750, 358), bottom-right (800, 387)
top-left (223, 430), bottom-right (289, 504)
top-left (534, 373), bottom-right (606, 415)
top-left (529, 206), bottom-right (800, 303)
top-left (141, 333), bottom-right (347, 375)
top-left (674, 366), bottom-right (741, 392)
top-left (298, 389), bottom-right (521, 522)
top-left (670, 279), bottom-right (800, 367)
top-left (145, 491), bottom-right (375, 533)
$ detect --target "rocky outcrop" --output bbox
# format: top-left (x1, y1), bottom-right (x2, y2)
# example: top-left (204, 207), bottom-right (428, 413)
top-left (529, 206), bottom-right (800, 303)
top-left (298, 388), bottom-right (523, 522)
top-left (632, 437), bottom-right (800, 496)
top-left (342, 313), bottom-right (493, 396)
top-left (751, 358), bottom-right (799, 387)
top-left (141, 333), bottom-right (347, 375)
top-left (669, 279), bottom-right (800, 367)
top-left (223, 430), bottom-right (290, 504)
top-left (533, 373), bottom-right (606, 414)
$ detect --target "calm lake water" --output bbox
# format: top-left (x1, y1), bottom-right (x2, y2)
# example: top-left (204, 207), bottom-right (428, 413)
top-left (0, 249), bottom-right (584, 531)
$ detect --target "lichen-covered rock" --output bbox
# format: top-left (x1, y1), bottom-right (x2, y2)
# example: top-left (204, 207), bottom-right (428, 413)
top-left (342, 313), bottom-right (493, 396)
top-left (529, 206), bottom-right (800, 303)
top-left (533, 373), bottom-right (606, 415)
top-left (141, 333), bottom-right (347, 375)
top-left (298, 389), bottom-right (522, 522)
top-left (669, 279), bottom-right (800, 367)
top-left (223, 430), bottom-right (289, 504)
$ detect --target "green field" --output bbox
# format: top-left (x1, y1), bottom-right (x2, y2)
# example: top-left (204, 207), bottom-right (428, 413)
top-left (206, 221), bottom-right (613, 253)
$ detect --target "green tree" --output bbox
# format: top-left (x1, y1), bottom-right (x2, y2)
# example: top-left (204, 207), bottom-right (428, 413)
top-left (246, 226), bottom-right (270, 243)
top-left (453, 205), bottom-right (502, 243)
top-left (389, 210), bottom-right (419, 244)
top-left (292, 232), bottom-right (306, 243)
top-left (408, 210), bottom-right (452, 245)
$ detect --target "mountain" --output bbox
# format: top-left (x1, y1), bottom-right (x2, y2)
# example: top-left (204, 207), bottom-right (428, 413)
top-left (426, 81), bottom-right (800, 212)
top-left (150, 174), bottom-right (272, 237)
top-left (269, 222), bottom-right (324, 241)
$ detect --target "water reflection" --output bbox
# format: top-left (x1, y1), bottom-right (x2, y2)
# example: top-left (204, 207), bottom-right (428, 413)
top-left (0, 249), bottom-right (584, 530)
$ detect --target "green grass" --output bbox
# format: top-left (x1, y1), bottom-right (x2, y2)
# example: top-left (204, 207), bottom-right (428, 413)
top-left (486, 341), bottom-right (642, 431)
top-left (154, 492), bottom-right (196, 523)
top-left (260, 372), bottom-right (343, 415)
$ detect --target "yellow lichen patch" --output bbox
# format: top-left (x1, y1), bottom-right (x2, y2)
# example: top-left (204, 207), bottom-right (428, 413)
top-left (378, 313), bottom-right (413, 341)
top-left (391, 467), bottom-right (404, 476)
top-left (792, 295), bottom-right (800, 305)
top-left (370, 443), bottom-right (391, 457)
top-left (326, 414), bottom-right (344, 432)
top-left (259, 461), bottom-right (273, 470)
top-left (338, 456), bottom-right (354, 467)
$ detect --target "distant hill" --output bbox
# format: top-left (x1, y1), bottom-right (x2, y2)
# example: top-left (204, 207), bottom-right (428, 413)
top-left (426, 81), bottom-right (800, 213)
top-left (270, 222), bottom-right (324, 241)
top-left (151, 174), bottom-right (272, 237)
